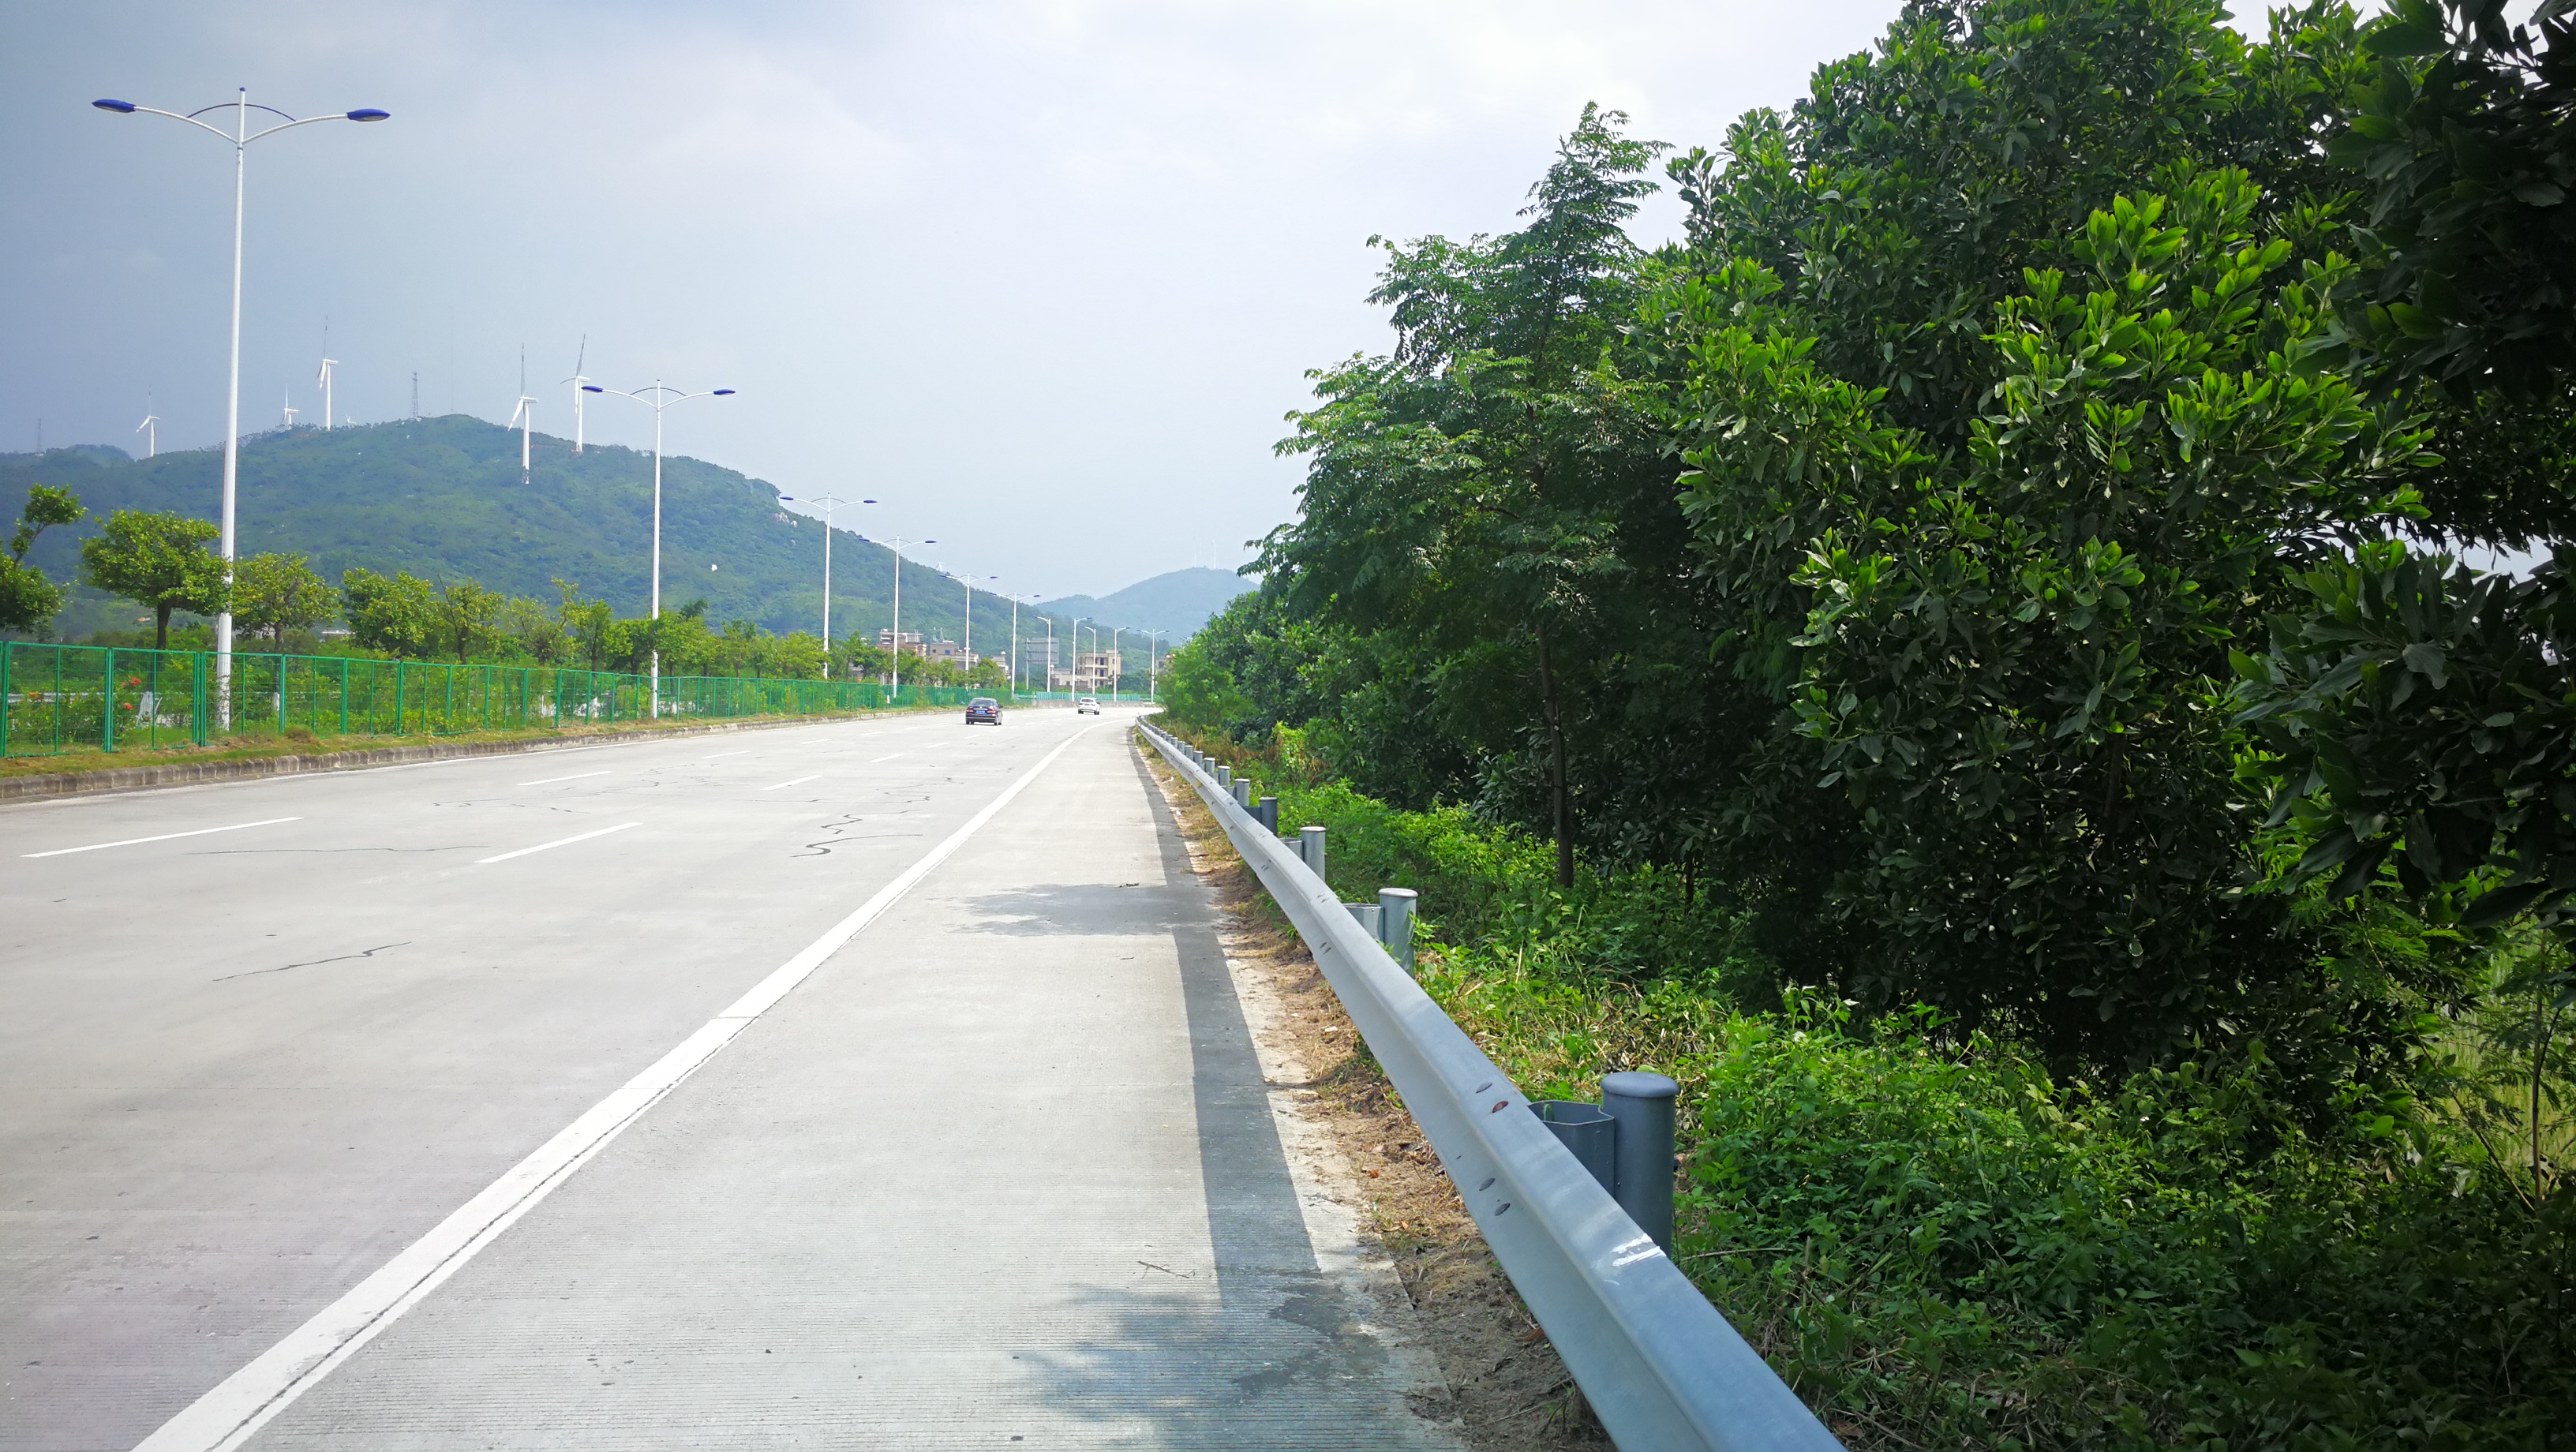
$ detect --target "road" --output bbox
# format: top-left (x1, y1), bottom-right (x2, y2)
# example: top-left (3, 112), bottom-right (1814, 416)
top-left (1, 706), bottom-right (1455, 1450)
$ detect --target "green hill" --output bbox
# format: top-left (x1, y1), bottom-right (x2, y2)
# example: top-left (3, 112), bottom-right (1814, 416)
top-left (0, 418), bottom-right (1043, 651)
top-left (1035, 567), bottom-right (1254, 639)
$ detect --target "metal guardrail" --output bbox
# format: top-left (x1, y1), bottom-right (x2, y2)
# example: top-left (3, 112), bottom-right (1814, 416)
top-left (1142, 722), bottom-right (1844, 1452)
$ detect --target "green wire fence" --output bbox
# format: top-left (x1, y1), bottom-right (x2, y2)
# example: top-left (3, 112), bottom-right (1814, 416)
top-left (0, 642), bottom-right (995, 759)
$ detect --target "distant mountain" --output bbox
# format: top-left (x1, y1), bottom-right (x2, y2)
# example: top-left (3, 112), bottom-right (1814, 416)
top-left (1035, 567), bottom-right (1255, 640)
top-left (0, 419), bottom-right (1040, 649)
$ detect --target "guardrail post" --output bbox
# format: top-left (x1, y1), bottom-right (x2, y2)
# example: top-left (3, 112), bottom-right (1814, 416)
top-left (1602, 1072), bottom-right (1680, 1250)
top-left (1216, 764), bottom-right (1232, 791)
top-left (1231, 778), bottom-right (1252, 810)
top-left (1378, 887), bottom-right (1417, 972)
top-left (1346, 900), bottom-right (1383, 937)
top-left (1530, 1100), bottom-right (1617, 1194)
top-left (1299, 825), bottom-right (1326, 881)
top-left (1256, 794), bottom-right (1278, 833)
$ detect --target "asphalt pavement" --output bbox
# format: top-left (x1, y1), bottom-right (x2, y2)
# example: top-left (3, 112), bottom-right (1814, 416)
top-left (0, 705), bottom-right (1454, 1450)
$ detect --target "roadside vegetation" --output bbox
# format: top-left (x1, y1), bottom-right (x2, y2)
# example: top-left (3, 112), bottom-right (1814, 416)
top-left (0, 481), bottom-right (1011, 690)
top-left (1163, 0), bottom-right (2574, 1442)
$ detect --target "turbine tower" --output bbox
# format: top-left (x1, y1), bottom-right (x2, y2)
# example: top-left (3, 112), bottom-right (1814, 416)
top-left (507, 347), bottom-right (536, 484)
top-left (315, 317), bottom-right (338, 430)
top-left (281, 386), bottom-right (298, 428)
top-left (560, 335), bottom-right (589, 454)
top-left (135, 396), bottom-right (159, 458)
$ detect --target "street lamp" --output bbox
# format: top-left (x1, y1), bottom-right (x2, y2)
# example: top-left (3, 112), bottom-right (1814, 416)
top-left (875, 526), bottom-right (933, 694)
top-left (1111, 626), bottom-right (1125, 704)
top-left (581, 380), bottom-right (735, 715)
top-left (961, 572), bottom-right (997, 675)
top-left (1143, 629), bottom-right (1164, 702)
top-left (778, 492), bottom-right (862, 657)
top-left (93, 90), bottom-right (389, 722)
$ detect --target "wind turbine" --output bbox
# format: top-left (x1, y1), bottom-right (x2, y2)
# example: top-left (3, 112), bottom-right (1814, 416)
top-left (508, 348), bottom-right (536, 484)
top-left (560, 335), bottom-right (589, 454)
top-left (135, 395), bottom-right (159, 458)
top-left (315, 356), bottom-right (336, 429)
top-left (281, 386), bottom-right (298, 428)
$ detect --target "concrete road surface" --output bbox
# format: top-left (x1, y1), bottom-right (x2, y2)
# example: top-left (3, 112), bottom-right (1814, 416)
top-left (1, 706), bottom-right (1455, 1450)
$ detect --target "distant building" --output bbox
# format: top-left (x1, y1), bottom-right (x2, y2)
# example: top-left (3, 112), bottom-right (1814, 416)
top-left (875, 629), bottom-right (924, 656)
top-left (1049, 649), bottom-right (1121, 694)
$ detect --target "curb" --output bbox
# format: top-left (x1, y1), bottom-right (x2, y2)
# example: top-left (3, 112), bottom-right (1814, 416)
top-left (0, 711), bottom-right (919, 806)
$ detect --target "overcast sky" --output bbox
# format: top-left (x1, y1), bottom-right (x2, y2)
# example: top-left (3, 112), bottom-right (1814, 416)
top-left (8, 0), bottom-right (1927, 599)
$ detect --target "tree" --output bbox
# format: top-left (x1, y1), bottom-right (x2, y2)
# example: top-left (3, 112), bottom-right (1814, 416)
top-left (2239, 0), bottom-right (2576, 949)
top-left (230, 552), bottom-right (335, 650)
top-left (2323, 0), bottom-right (2576, 399)
top-left (555, 580), bottom-right (615, 672)
top-left (1160, 642), bottom-right (1252, 730)
top-left (342, 567), bottom-right (437, 658)
top-left (497, 594), bottom-right (567, 664)
top-left (430, 579), bottom-right (503, 664)
top-left (80, 510), bottom-right (227, 650)
top-left (1264, 103), bottom-right (1674, 887)
top-left (0, 485), bottom-right (83, 635)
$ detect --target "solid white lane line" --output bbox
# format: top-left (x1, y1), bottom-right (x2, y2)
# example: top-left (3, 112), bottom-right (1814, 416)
top-left (133, 721), bottom-right (1098, 1452)
top-left (21, 817), bottom-right (304, 859)
top-left (519, 769), bottom-right (610, 787)
top-left (474, 821), bottom-right (641, 865)
top-left (699, 750), bottom-right (750, 761)
top-left (761, 775), bottom-right (821, 791)
top-left (869, 754), bottom-right (904, 763)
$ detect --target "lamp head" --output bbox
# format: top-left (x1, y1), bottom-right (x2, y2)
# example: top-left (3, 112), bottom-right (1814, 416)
top-left (346, 108), bottom-right (391, 122)
top-left (581, 385), bottom-right (604, 393)
top-left (93, 99), bottom-right (137, 113)
top-left (713, 388), bottom-right (736, 396)
top-left (861, 498), bottom-right (876, 504)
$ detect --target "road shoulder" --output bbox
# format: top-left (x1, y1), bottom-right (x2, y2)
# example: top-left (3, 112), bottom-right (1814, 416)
top-left (1137, 732), bottom-right (1612, 1452)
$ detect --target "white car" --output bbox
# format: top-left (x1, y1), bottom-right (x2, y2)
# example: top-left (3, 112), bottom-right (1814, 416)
top-left (1076, 696), bottom-right (1100, 714)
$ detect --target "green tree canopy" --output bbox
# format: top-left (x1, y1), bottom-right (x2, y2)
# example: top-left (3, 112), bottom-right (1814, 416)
top-left (80, 510), bottom-right (227, 650)
top-left (1, 485), bottom-right (84, 635)
top-left (231, 552), bottom-right (336, 649)
top-left (342, 567), bottom-right (436, 659)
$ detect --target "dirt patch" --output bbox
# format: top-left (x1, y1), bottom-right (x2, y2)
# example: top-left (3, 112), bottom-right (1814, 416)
top-left (1140, 734), bottom-right (1611, 1452)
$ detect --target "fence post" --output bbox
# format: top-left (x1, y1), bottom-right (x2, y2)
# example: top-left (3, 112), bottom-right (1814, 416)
top-left (1601, 1072), bottom-right (1681, 1251)
top-left (1299, 825), bottom-right (1327, 882)
top-left (194, 652), bottom-right (209, 746)
top-left (339, 658), bottom-right (350, 736)
top-left (1378, 887), bottom-right (1417, 972)
top-left (102, 648), bottom-right (116, 755)
top-left (0, 641), bottom-right (11, 758)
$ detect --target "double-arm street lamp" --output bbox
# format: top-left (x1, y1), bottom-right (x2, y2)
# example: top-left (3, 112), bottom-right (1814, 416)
top-left (878, 526), bottom-right (933, 694)
top-left (92, 90), bottom-right (390, 721)
top-left (778, 492), bottom-right (867, 659)
top-left (582, 380), bottom-right (735, 715)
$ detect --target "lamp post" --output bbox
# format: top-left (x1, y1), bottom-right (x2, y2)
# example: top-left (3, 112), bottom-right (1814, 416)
top-left (581, 380), bottom-right (735, 716)
top-left (875, 526), bottom-right (933, 694)
top-left (92, 90), bottom-right (389, 724)
top-left (1144, 629), bottom-right (1164, 702)
top-left (778, 492), bottom-right (863, 656)
top-left (1110, 626), bottom-right (1125, 704)
top-left (961, 573), bottom-right (996, 680)
top-left (1039, 612), bottom-right (1055, 696)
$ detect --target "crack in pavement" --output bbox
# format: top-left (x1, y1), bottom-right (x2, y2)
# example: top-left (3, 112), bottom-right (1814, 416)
top-left (215, 942), bottom-right (411, 982)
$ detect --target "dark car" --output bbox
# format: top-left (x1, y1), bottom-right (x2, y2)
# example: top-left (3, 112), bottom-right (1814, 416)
top-left (964, 698), bottom-right (1001, 725)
